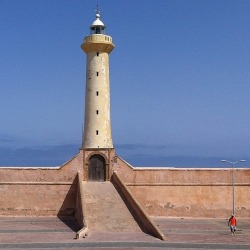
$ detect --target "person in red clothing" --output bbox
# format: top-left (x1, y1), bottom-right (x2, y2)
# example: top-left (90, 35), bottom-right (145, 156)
top-left (228, 214), bottom-right (237, 235)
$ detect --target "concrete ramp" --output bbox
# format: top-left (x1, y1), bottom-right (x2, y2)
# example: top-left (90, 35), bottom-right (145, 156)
top-left (82, 181), bottom-right (141, 232)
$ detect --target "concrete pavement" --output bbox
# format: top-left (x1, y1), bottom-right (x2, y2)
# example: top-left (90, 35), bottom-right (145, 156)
top-left (0, 216), bottom-right (250, 249)
top-left (154, 217), bottom-right (250, 248)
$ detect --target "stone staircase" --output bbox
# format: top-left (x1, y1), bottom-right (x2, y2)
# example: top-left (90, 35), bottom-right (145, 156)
top-left (82, 181), bottom-right (142, 232)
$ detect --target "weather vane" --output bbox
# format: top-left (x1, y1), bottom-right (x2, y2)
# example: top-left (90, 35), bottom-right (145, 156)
top-left (96, 4), bottom-right (100, 15)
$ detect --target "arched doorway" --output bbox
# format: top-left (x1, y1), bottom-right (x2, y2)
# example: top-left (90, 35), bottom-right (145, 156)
top-left (88, 154), bottom-right (106, 181)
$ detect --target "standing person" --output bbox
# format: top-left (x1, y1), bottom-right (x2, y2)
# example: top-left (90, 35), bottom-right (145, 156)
top-left (228, 214), bottom-right (237, 235)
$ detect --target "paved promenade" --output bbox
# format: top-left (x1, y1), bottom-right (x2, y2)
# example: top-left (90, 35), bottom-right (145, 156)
top-left (0, 216), bottom-right (250, 249)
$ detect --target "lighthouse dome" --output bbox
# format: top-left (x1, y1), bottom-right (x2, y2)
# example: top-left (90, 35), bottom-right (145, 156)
top-left (91, 13), bottom-right (105, 27)
top-left (90, 11), bottom-right (106, 34)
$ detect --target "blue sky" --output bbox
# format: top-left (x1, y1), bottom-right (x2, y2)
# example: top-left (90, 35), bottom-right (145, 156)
top-left (0, 0), bottom-right (249, 167)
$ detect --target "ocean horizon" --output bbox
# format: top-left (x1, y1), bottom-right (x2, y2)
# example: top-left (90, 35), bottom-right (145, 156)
top-left (0, 143), bottom-right (249, 168)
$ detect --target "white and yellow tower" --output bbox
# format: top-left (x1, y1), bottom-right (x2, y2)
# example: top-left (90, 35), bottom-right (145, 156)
top-left (81, 9), bottom-right (114, 149)
top-left (81, 9), bottom-right (115, 181)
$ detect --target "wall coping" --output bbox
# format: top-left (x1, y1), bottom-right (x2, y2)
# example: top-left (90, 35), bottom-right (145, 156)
top-left (132, 167), bottom-right (250, 171)
top-left (0, 166), bottom-right (60, 169)
top-left (126, 182), bottom-right (250, 186)
top-left (0, 181), bottom-right (74, 185)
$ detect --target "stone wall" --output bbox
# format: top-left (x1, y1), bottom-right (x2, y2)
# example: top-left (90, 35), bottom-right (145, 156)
top-left (113, 157), bottom-right (250, 218)
top-left (0, 153), bottom-right (249, 218)
top-left (0, 152), bottom-right (83, 216)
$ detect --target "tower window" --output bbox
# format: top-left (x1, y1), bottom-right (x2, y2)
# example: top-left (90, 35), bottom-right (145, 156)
top-left (96, 130), bottom-right (99, 135)
top-left (96, 27), bottom-right (101, 34)
top-left (97, 52), bottom-right (99, 57)
top-left (96, 110), bottom-right (99, 115)
top-left (96, 72), bottom-right (99, 76)
top-left (96, 91), bottom-right (99, 96)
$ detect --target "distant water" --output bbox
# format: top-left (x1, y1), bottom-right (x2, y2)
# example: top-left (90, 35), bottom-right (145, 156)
top-left (0, 144), bottom-right (79, 167)
top-left (118, 154), bottom-right (250, 168)
top-left (0, 144), bottom-right (249, 168)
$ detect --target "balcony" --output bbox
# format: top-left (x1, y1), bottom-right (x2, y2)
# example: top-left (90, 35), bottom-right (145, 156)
top-left (84, 34), bottom-right (113, 44)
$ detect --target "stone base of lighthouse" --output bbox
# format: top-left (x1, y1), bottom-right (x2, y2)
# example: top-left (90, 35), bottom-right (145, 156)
top-left (81, 148), bottom-right (116, 181)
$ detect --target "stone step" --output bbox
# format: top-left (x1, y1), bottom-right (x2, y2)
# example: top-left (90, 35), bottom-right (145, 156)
top-left (82, 181), bottom-right (142, 232)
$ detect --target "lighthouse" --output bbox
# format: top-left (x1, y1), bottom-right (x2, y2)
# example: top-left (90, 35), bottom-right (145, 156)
top-left (81, 9), bottom-right (114, 149)
top-left (81, 9), bottom-right (115, 181)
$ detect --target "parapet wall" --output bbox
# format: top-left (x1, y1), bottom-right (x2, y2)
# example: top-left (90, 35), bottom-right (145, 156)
top-left (0, 152), bottom-right (83, 216)
top-left (0, 153), bottom-right (249, 218)
top-left (113, 157), bottom-right (250, 218)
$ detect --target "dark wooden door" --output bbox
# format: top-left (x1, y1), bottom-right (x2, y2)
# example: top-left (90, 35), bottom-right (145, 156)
top-left (88, 155), bottom-right (106, 181)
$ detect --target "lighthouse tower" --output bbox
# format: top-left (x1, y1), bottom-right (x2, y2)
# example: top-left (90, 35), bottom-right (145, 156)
top-left (81, 9), bottom-right (115, 181)
top-left (81, 9), bottom-right (114, 149)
